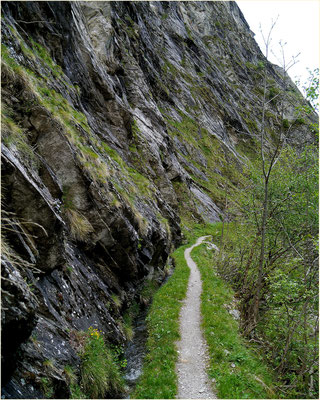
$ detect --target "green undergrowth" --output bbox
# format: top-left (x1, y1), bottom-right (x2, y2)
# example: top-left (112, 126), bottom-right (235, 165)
top-left (133, 224), bottom-right (219, 398)
top-left (192, 242), bottom-right (277, 399)
top-left (133, 242), bottom-right (191, 398)
top-left (133, 221), bottom-right (277, 399)
top-left (69, 327), bottom-right (124, 399)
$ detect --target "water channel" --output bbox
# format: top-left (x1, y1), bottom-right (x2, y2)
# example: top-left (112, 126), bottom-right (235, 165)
top-left (122, 308), bottom-right (148, 398)
top-left (122, 268), bottom-right (174, 398)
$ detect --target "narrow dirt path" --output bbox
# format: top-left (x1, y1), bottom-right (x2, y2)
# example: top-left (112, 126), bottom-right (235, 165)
top-left (176, 236), bottom-right (217, 399)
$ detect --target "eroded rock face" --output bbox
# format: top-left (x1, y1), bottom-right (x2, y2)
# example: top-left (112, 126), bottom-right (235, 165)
top-left (1, 1), bottom-right (316, 398)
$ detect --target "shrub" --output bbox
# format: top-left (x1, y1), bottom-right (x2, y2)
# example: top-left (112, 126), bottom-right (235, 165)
top-left (282, 118), bottom-right (290, 129)
top-left (268, 87), bottom-right (280, 104)
top-left (80, 327), bottom-right (124, 398)
top-left (294, 117), bottom-right (306, 125)
top-left (256, 60), bottom-right (265, 70)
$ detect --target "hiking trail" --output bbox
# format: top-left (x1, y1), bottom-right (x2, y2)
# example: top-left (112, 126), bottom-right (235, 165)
top-left (176, 236), bottom-right (217, 399)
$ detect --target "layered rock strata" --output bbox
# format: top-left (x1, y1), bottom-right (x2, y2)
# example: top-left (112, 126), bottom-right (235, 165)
top-left (1, 1), bottom-right (315, 397)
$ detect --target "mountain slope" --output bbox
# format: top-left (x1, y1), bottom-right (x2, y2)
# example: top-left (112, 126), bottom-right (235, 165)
top-left (1, 1), bottom-right (316, 398)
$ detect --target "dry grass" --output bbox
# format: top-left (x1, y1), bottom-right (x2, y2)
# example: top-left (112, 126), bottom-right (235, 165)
top-left (65, 209), bottom-right (94, 241)
top-left (1, 210), bottom-right (47, 274)
top-left (135, 210), bottom-right (149, 235)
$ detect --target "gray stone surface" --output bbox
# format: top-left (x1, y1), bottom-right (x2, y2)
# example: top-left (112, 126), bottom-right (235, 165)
top-left (1, 1), bottom-right (317, 397)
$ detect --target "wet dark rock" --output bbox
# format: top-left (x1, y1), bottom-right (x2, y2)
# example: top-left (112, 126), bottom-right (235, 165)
top-left (123, 309), bottom-right (149, 395)
top-left (1, 257), bottom-right (39, 385)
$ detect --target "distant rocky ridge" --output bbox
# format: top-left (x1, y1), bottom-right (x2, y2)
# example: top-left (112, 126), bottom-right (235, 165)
top-left (1, 1), bottom-right (316, 398)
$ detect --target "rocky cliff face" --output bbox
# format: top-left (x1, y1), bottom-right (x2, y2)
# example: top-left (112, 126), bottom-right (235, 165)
top-left (1, 1), bottom-right (316, 398)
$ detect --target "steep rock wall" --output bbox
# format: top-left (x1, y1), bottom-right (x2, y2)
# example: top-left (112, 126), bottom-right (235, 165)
top-left (1, 1), bottom-right (316, 398)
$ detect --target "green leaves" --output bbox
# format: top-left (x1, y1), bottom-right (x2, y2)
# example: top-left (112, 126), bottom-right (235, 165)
top-left (216, 139), bottom-right (319, 397)
top-left (193, 244), bottom-right (275, 399)
top-left (303, 68), bottom-right (319, 112)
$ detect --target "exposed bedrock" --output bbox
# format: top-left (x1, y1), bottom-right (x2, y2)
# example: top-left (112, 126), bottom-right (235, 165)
top-left (1, 1), bottom-right (316, 397)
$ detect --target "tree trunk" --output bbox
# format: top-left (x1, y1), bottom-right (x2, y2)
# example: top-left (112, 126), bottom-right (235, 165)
top-left (242, 235), bottom-right (258, 293)
top-left (252, 179), bottom-right (269, 326)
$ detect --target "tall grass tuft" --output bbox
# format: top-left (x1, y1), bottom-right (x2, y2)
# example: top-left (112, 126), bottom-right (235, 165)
top-left (80, 327), bottom-right (124, 398)
top-left (65, 209), bottom-right (93, 242)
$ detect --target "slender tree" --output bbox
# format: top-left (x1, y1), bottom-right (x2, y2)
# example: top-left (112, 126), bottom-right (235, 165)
top-left (250, 22), bottom-right (301, 330)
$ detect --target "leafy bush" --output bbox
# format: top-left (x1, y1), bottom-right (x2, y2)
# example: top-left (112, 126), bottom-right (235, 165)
top-left (213, 145), bottom-right (319, 398)
top-left (268, 87), bottom-right (280, 104)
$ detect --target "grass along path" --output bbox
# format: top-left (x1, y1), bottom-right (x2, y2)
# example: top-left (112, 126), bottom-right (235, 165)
top-left (192, 242), bottom-right (277, 399)
top-left (176, 236), bottom-right (216, 398)
top-left (133, 223), bottom-right (277, 399)
top-left (132, 242), bottom-right (191, 398)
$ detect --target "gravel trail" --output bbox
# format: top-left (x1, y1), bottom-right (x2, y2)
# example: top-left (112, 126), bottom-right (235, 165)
top-left (176, 236), bottom-right (217, 399)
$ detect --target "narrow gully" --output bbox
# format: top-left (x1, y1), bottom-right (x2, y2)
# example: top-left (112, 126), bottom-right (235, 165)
top-left (122, 308), bottom-right (148, 398)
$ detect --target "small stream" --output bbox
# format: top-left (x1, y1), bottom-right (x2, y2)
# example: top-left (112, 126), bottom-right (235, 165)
top-left (121, 270), bottom-right (174, 398)
top-left (122, 308), bottom-right (148, 398)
